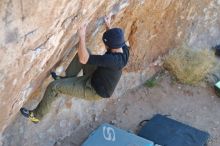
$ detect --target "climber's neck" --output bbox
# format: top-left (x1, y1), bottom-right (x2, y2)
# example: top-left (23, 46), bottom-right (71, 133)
top-left (110, 48), bottom-right (123, 53)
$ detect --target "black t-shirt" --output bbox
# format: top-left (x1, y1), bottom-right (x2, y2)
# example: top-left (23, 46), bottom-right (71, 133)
top-left (87, 45), bottom-right (129, 98)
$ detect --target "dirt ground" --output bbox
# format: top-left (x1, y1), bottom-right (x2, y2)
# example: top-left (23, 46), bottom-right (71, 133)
top-left (57, 72), bottom-right (220, 146)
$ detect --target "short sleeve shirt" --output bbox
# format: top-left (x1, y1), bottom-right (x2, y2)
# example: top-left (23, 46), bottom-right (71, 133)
top-left (87, 45), bottom-right (129, 97)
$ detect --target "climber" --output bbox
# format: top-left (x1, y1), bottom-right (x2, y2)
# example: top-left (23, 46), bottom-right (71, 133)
top-left (20, 15), bottom-right (130, 123)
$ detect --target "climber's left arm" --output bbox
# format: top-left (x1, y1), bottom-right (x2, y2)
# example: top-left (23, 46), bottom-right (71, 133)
top-left (77, 23), bottom-right (89, 64)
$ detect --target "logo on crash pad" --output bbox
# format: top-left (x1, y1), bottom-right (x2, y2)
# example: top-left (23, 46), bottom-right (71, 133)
top-left (103, 126), bottom-right (116, 142)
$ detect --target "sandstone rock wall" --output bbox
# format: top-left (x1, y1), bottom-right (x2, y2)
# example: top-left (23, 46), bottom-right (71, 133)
top-left (0, 0), bottom-right (220, 146)
top-left (0, 0), bottom-right (129, 134)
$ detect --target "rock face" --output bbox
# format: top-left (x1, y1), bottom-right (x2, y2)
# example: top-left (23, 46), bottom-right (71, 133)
top-left (0, 0), bottom-right (220, 146)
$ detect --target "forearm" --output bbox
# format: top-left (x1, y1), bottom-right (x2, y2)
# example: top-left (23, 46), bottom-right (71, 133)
top-left (78, 36), bottom-right (89, 64)
top-left (104, 15), bottom-right (111, 30)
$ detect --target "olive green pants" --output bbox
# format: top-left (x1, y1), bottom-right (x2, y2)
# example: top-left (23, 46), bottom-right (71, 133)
top-left (33, 55), bottom-right (101, 120)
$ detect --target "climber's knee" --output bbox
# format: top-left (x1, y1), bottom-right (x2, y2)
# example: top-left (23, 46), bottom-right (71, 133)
top-left (46, 80), bottom-right (60, 92)
top-left (47, 81), bottom-right (55, 88)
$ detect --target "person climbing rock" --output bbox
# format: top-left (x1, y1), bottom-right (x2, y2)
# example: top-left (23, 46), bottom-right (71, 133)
top-left (20, 15), bottom-right (130, 123)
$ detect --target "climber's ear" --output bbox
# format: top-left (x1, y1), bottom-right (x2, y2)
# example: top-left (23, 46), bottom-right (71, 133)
top-left (125, 41), bottom-right (130, 47)
top-left (105, 45), bottom-right (110, 51)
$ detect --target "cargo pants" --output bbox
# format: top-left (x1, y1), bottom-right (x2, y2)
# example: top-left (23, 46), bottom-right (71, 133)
top-left (33, 54), bottom-right (102, 120)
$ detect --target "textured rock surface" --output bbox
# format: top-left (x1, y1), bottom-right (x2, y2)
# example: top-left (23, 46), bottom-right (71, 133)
top-left (0, 0), bottom-right (220, 146)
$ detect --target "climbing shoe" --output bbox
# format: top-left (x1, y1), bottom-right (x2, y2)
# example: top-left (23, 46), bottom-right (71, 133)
top-left (51, 72), bottom-right (63, 80)
top-left (20, 108), bottom-right (40, 124)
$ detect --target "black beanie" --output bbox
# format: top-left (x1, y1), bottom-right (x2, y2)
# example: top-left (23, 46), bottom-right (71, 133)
top-left (102, 28), bottom-right (125, 49)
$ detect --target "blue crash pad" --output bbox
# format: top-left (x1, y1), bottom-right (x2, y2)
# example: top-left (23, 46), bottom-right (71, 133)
top-left (138, 114), bottom-right (210, 146)
top-left (82, 123), bottom-right (154, 146)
